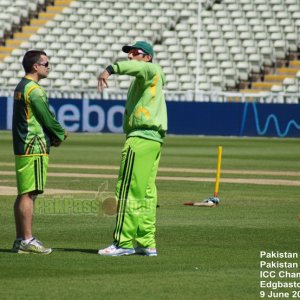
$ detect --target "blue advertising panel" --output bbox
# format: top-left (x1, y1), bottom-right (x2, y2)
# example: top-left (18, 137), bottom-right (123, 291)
top-left (49, 98), bottom-right (124, 133)
top-left (1, 97), bottom-right (300, 137)
top-left (167, 101), bottom-right (300, 137)
top-left (166, 101), bottom-right (243, 136)
top-left (0, 96), bottom-right (10, 131)
top-left (239, 102), bottom-right (300, 137)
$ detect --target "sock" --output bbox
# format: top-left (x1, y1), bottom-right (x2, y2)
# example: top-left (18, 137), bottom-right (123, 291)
top-left (22, 237), bottom-right (33, 244)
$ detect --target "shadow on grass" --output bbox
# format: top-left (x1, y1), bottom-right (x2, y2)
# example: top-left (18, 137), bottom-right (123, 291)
top-left (0, 248), bottom-right (98, 254)
top-left (0, 249), bottom-right (14, 253)
top-left (0, 248), bottom-right (147, 256)
top-left (53, 248), bottom-right (98, 254)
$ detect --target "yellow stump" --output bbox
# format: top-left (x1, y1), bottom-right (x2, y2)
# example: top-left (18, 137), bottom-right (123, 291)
top-left (214, 146), bottom-right (223, 197)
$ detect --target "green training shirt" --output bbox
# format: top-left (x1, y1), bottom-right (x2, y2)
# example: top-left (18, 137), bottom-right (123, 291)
top-left (112, 60), bottom-right (168, 143)
top-left (12, 76), bottom-right (65, 156)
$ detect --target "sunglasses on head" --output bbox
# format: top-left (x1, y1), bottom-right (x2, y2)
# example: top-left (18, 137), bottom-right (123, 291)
top-left (128, 49), bottom-right (146, 56)
top-left (37, 62), bottom-right (49, 67)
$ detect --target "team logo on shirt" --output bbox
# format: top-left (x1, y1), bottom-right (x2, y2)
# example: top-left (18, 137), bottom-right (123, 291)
top-left (14, 92), bottom-right (22, 101)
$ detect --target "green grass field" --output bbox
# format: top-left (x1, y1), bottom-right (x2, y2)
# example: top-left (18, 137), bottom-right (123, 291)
top-left (0, 131), bottom-right (299, 300)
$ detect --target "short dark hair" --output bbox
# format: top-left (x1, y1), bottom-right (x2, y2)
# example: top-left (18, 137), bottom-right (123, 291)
top-left (22, 50), bottom-right (47, 73)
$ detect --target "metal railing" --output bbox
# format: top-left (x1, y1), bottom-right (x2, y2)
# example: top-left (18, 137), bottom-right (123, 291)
top-left (0, 88), bottom-right (299, 104)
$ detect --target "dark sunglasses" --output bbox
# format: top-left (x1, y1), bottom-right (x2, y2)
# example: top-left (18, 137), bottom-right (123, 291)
top-left (128, 49), bottom-right (146, 56)
top-left (38, 62), bottom-right (49, 67)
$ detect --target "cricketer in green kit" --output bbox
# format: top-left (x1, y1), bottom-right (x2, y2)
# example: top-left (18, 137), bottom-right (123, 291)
top-left (12, 50), bottom-right (67, 255)
top-left (97, 41), bottom-right (168, 256)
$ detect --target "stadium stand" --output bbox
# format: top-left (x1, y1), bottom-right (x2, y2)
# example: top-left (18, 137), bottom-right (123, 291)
top-left (0, 0), bottom-right (299, 102)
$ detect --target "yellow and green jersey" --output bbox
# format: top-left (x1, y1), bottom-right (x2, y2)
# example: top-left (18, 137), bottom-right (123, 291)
top-left (111, 60), bottom-right (168, 143)
top-left (12, 76), bottom-right (65, 156)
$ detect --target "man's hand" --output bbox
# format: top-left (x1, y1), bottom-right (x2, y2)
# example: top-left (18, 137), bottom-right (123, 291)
top-left (97, 70), bottom-right (110, 91)
top-left (50, 137), bottom-right (61, 147)
top-left (50, 131), bottom-right (67, 147)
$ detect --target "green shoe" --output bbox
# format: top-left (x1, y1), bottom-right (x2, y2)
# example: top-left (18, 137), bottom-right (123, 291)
top-left (18, 238), bottom-right (53, 255)
top-left (11, 239), bottom-right (22, 253)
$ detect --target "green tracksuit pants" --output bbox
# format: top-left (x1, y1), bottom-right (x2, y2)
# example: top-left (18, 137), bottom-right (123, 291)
top-left (113, 136), bottom-right (162, 249)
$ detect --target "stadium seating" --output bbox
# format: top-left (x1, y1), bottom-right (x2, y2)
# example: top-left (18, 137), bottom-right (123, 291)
top-left (0, 0), bottom-right (299, 99)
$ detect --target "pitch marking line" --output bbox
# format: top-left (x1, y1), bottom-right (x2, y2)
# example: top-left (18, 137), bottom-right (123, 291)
top-left (0, 162), bottom-right (300, 177)
top-left (0, 171), bottom-right (300, 187)
top-left (0, 186), bottom-right (96, 196)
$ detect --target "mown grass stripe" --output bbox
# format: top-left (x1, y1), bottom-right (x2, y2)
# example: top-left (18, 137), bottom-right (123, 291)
top-left (0, 171), bottom-right (300, 186)
top-left (1, 162), bottom-right (300, 177)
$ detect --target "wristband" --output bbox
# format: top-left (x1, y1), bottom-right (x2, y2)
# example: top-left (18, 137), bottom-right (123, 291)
top-left (105, 65), bottom-right (115, 75)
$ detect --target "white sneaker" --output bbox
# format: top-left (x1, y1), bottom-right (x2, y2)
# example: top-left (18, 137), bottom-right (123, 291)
top-left (18, 238), bottom-right (53, 255)
top-left (135, 246), bottom-right (157, 256)
top-left (98, 244), bottom-right (135, 256)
